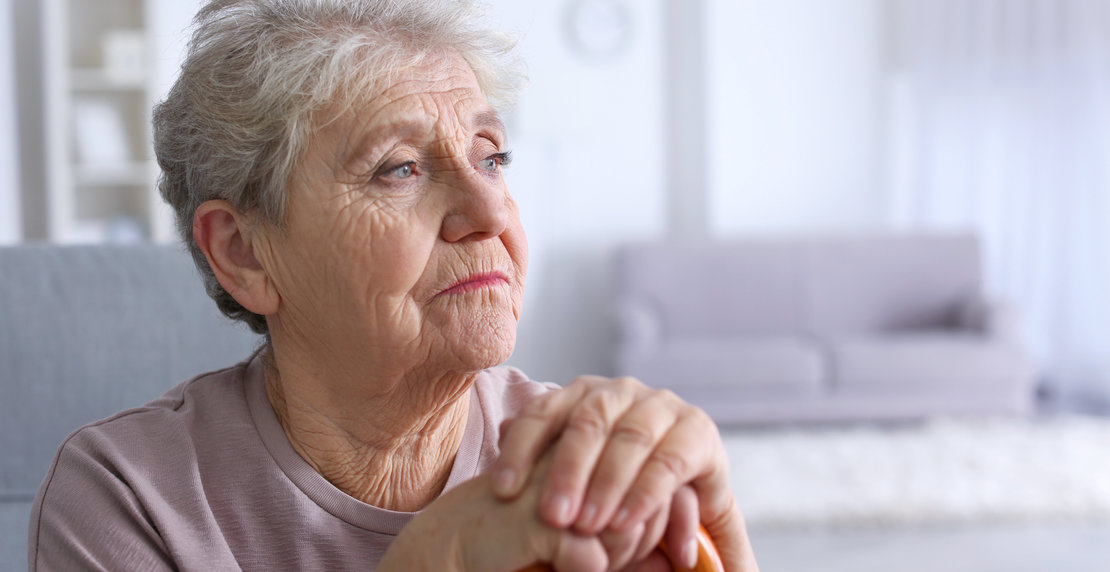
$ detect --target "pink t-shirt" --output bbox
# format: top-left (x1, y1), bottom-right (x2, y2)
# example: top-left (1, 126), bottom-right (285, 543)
top-left (28, 352), bottom-right (556, 570)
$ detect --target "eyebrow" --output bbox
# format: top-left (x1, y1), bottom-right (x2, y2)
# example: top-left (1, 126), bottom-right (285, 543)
top-left (471, 109), bottom-right (506, 138)
top-left (342, 108), bottom-right (507, 173)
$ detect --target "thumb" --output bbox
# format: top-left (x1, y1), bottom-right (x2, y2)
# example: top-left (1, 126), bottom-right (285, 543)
top-left (516, 528), bottom-right (608, 572)
top-left (549, 530), bottom-right (608, 572)
top-left (699, 493), bottom-right (759, 571)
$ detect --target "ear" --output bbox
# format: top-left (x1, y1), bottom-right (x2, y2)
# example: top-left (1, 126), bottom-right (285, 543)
top-left (193, 200), bottom-right (280, 317)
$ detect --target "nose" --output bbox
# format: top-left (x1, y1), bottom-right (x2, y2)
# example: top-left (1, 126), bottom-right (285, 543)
top-left (440, 170), bottom-right (511, 243)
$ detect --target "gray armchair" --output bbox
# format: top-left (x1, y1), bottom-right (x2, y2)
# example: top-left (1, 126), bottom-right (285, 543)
top-left (0, 244), bottom-right (260, 570)
top-left (613, 233), bottom-right (1036, 425)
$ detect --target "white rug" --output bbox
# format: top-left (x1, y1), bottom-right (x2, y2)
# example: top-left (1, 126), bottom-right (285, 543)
top-left (722, 416), bottom-right (1110, 526)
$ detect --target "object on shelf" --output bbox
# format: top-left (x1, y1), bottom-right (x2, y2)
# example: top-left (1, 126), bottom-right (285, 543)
top-left (102, 29), bottom-right (146, 84)
top-left (70, 97), bottom-right (132, 165)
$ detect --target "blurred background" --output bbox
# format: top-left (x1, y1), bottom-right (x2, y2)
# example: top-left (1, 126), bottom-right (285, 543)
top-left (2, 0), bottom-right (1110, 570)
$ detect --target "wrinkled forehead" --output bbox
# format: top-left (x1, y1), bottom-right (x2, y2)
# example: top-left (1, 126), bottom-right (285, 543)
top-left (310, 51), bottom-right (506, 163)
top-left (323, 49), bottom-right (495, 130)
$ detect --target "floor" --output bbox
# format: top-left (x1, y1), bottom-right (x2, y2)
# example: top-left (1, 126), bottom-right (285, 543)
top-left (747, 519), bottom-right (1110, 572)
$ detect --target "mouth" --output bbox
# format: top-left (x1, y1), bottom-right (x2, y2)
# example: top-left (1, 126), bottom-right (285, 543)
top-left (434, 271), bottom-right (510, 298)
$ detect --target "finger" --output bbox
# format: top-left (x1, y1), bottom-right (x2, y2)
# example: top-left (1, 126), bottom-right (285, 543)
top-left (611, 407), bottom-right (718, 533)
top-left (574, 389), bottom-right (681, 533)
top-left (700, 494), bottom-right (760, 572)
top-left (685, 436), bottom-right (760, 571)
top-left (634, 501), bottom-right (671, 564)
top-left (596, 520), bottom-right (646, 571)
top-left (595, 502), bottom-right (670, 571)
top-left (662, 485), bottom-right (700, 570)
top-left (550, 530), bottom-right (609, 572)
top-left (473, 452), bottom-right (611, 572)
top-left (622, 549), bottom-right (671, 572)
top-left (539, 378), bottom-right (642, 527)
top-left (492, 378), bottom-right (599, 498)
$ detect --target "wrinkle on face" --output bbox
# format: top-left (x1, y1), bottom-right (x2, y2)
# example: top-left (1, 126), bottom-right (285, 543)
top-left (261, 51), bottom-right (527, 400)
top-left (254, 51), bottom-right (528, 507)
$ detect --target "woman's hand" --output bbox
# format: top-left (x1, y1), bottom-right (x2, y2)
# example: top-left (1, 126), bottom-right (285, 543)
top-left (492, 376), bottom-right (758, 571)
top-left (378, 453), bottom-right (677, 571)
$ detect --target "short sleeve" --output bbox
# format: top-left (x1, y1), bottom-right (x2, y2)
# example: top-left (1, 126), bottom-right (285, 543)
top-left (29, 431), bottom-right (174, 571)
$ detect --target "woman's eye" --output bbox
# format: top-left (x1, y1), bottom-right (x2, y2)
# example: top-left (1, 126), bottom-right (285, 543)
top-left (389, 162), bottom-right (415, 179)
top-left (478, 151), bottom-right (513, 173)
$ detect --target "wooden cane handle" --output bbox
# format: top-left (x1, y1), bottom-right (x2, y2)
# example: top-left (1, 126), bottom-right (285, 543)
top-left (518, 524), bottom-right (724, 572)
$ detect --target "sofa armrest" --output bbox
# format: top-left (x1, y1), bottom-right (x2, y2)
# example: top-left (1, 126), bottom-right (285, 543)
top-left (956, 294), bottom-right (1024, 343)
top-left (614, 297), bottom-right (662, 350)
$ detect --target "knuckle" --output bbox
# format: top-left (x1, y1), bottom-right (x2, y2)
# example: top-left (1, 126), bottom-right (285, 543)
top-left (695, 409), bottom-right (722, 441)
top-left (566, 407), bottom-right (609, 439)
top-left (565, 391), bottom-right (619, 439)
top-left (569, 375), bottom-right (605, 390)
top-left (655, 388), bottom-right (681, 404)
top-left (621, 484), bottom-right (659, 515)
top-left (610, 422), bottom-right (656, 450)
top-left (648, 447), bottom-right (690, 481)
top-left (615, 375), bottom-right (645, 393)
top-left (519, 394), bottom-right (561, 420)
top-left (686, 403), bottom-right (715, 427)
top-left (675, 398), bottom-right (715, 429)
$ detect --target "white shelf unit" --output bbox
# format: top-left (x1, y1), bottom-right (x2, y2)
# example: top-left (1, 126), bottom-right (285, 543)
top-left (43, 0), bottom-right (175, 243)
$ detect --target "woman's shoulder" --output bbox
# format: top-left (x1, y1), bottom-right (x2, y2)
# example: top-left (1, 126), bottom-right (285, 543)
top-left (58, 357), bottom-right (256, 452)
top-left (471, 366), bottom-right (561, 426)
top-left (29, 354), bottom-right (263, 569)
top-left (479, 365), bottom-right (561, 397)
top-left (35, 353), bottom-right (264, 505)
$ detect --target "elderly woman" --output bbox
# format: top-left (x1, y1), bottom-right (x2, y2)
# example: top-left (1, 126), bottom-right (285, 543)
top-left (30, 1), bottom-right (756, 570)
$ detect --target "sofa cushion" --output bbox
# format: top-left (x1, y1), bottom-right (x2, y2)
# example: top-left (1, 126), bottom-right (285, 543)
top-left (806, 234), bottom-right (982, 335)
top-left (829, 333), bottom-right (1034, 396)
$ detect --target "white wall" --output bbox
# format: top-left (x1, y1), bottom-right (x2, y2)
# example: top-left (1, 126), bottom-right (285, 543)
top-left (148, 0), bottom-right (205, 101)
top-left (0, 0), bottom-right (20, 243)
top-left (488, 0), bottom-right (667, 383)
top-left (705, 0), bottom-right (884, 235)
top-left (146, 0), bottom-right (206, 241)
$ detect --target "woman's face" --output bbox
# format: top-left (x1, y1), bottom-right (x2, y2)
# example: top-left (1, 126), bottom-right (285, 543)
top-left (257, 53), bottom-right (527, 378)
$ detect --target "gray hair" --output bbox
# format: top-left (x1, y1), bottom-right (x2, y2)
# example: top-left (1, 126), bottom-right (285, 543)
top-left (154, 0), bottom-right (524, 334)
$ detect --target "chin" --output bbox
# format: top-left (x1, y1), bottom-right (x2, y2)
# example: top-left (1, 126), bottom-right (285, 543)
top-left (450, 313), bottom-right (518, 371)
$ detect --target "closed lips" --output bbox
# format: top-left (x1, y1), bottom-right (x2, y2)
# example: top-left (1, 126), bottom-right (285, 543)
top-left (436, 272), bottom-right (509, 297)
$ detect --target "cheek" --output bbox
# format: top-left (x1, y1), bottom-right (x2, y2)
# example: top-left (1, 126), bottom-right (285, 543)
top-left (338, 201), bottom-right (440, 297)
top-left (504, 207), bottom-right (529, 290)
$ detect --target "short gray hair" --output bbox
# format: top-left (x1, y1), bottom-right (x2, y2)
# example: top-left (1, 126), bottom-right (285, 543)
top-left (154, 0), bottom-right (524, 334)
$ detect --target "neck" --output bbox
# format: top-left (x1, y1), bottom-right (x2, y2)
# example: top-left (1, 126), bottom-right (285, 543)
top-left (262, 347), bottom-right (474, 512)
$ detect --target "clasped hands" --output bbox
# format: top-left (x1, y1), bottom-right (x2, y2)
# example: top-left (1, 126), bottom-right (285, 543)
top-left (383, 376), bottom-right (757, 571)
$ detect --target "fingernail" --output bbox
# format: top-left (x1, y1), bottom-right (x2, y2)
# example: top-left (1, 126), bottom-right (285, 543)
top-left (611, 506), bottom-right (631, 530)
top-left (548, 494), bottom-right (572, 525)
top-left (682, 538), bottom-right (698, 569)
top-left (576, 502), bottom-right (597, 530)
top-left (493, 468), bottom-right (516, 495)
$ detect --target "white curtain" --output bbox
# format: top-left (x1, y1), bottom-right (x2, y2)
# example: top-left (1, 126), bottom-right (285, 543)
top-left (888, 0), bottom-right (1110, 409)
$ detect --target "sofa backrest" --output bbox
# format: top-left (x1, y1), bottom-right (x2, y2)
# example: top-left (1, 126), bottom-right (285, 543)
top-left (0, 244), bottom-right (261, 568)
top-left (616, 239), bottom-right (808, 338)
top-left (805, 234), bottom-right (981, 335)
top-left (614, 233), bottom-right (982, 339)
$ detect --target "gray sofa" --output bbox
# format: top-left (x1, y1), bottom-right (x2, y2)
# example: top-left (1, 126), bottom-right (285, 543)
top-left (613, 233), bottom-right (1036, 425)
top-left (0, 244), bottom-right (261, 570)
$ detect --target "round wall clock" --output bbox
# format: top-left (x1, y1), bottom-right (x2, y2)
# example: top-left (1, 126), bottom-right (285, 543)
top-left (563, 0), bottom-right (633, 59)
